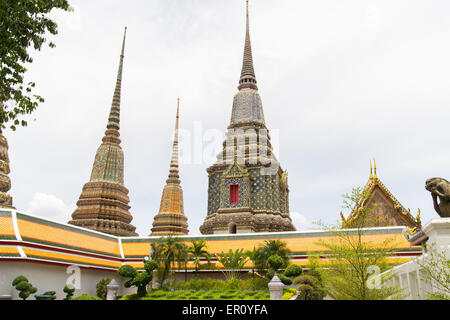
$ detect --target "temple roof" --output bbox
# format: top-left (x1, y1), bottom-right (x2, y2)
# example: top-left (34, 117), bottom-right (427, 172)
top-left (0, 210), bottom-right (421, 271)
top-left (342, 160), bottom-right (421, 228)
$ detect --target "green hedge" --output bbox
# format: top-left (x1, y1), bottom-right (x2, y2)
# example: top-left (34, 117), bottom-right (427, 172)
top-left (121, 289), bottom-right (270, 300)
top-left (173, 278), bottom-right (268, 291)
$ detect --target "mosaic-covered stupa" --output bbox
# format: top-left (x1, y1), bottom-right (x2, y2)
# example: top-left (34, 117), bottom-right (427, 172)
top-left (200, 1), bottom-right (295, 234)
top-left (68, 27), bottom-right (137, 236)
top-left (150, 99), bottom-right (189, 236)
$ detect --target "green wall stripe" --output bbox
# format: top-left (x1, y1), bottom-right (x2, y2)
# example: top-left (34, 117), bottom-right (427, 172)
top-left (0, 211), bottom-right (12, 217)
top-left (0, 235), bottom-right (16, 240)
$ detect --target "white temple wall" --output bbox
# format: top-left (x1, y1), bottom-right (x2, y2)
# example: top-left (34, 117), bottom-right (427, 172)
top-left (0, 261), bottom-right (134, 300)
top-left (381, 218), bottom-right (450, 300)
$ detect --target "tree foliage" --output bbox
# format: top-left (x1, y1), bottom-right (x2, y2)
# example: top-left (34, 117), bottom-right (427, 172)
top-left (150, 236), bottom-right (188, 288)
top-left (294, 275), bottom-right (326, 300)
top-left (188, 240), bottom-right (211, 276)
top-left (284, 264), bottom-right (303, 278)
top-left (63, 284), bottom-right (75, 300)
top-left (253, 239), bottom-right (291, 273)
top-left (216, 248), bottom-right (249, 280)
top-left (95, 278), bottom-right (111, 300)
top-left (118, 260), bottom-right (158, 297)
top-left (0, 0), bottom-right (71, 131)
top-left (417, 242), bottom-right (450, 300)
top-left (316, 187), bottom-right (403, 300)
top-left (12, 275), bottom-right (37, 300)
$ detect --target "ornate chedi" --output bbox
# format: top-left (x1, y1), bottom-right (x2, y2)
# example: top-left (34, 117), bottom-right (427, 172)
top-left (150, 99), bottom-right (189, 236)
top-left (200, 1), bottom-right (295, 234)
top-left (68, 27), bottom-right (137, 236)
top-left (341, 160), bottom-right (421, 229)
top-left (0, 128), bottom-right (14, 209)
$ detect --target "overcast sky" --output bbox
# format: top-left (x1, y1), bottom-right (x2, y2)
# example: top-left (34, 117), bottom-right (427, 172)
top-left (7, 0), bottom-right (450, 236)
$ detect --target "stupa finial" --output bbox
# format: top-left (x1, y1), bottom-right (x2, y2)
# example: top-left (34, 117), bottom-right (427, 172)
top-left (238, 0), bottom-right (258, 90)
top-left (167, 98), bottom-right (181, 184)
top-left (106, 26), bottom-right (127, 132)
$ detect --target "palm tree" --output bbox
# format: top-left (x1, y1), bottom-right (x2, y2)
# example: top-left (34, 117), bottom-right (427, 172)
top-left (245, 246), bottom-right (258, 279)
top-left (254, 240), bottom-right (291, 273)
top-left (216, 248), bottom-right (249, 280)
top-left (177, 243), bottom-right (189, 282)
top-left (188, 240), bottom-right (211, 277)
top-left (151, 236), bottom-right (188, 288)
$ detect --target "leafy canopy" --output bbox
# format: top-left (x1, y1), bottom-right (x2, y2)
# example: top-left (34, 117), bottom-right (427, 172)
top-left (315, 187), bottom-right (403, 300)
top-left (0, 0), bottom-right (71, 131)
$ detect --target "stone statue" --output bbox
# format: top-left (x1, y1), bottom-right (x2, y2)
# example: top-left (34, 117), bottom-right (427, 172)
top-left (425, 177), bottom-right (450, 217)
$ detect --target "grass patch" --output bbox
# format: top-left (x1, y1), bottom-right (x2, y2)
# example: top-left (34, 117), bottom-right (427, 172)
top-left (120, 289), bottom-right (270, 300)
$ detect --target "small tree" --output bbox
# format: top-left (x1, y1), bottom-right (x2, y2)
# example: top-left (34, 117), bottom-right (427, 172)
top-left (316, 187), bottom-right (403, 300)
top-left (12, 275), bottom-right (37, 300)
top-left (216, 248), bottom-right (248, 280)
top-left (0, 0), bottom-right (72, 131)
top-left (151, 236), bottom-right (188, 288)
top-left (253, 240), bottom-right (291, 273)
top-left (294, 275), bottom-right (326, 300)
top-left (266, 254), bottom-right (293, 285)
top-left (188, 240), bottom-right (211, 277)
top-left (63, 284), bottom-right (75, 300)
top-left (417, 243), bottom-right (450, 300)
top-left (245, 246), bottom-right (259, 280)
top-left (96, 278), bottom-right (111, 300)
top-left (284, 264), bottom-right (303, 278)
top-left (118, 260), bottom-right (158, 297)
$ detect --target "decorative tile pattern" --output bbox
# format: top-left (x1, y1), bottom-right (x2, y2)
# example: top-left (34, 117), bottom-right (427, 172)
top-left (69, 28), bottom-right (137, 237)
top-left (200, 2), bottom-right (295, 235)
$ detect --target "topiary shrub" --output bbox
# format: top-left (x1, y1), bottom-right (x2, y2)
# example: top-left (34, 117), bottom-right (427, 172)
top-left (307, 269), bottom-right (323, 286)
top-left (72, 293), bottom-right (102, 300)
top-left (294, 275), bottom-right (326, 300)
top-left (35, 291), bottom-right (56, 300)
top-left (12, 275), bottom-right (37, 300)
top-left (267, 255), bottom-right (284, 271)
top-left (278, 274), bottom-right (293, 286)
top-left (118, 260), bottom-right (158, 297)
top-left (282, 288), bottom-right (297, 300)
top-left (266, 268), bottom-right (275, 280)
top-left (96, 278), bottom-right (111, 300)
top-left (63, 284), bottom-right (75, 300)
top-left (283, 264), bottom-right (302, 278)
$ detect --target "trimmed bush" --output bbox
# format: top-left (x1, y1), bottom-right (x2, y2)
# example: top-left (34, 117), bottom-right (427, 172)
top-left (307, 269), bottom-right (323, 286)
top-left (284, 264), bottom-right (302, 278)
top-left (96, 278), bottom-right (111, 300)
top-left (63, 285), bottom-right (75, 300)
top-left (118, 260), bottom-right (158, 297)
top-left (12, 275), bottom-right (37, 300)
top-left (294, 275), bottom-right (326, 300)
top-left (283, 288), bottom-right (297, 300)
top-left (266, 268), bottom-right (275, 280)
top-left (267, 255), bottom-right (284, 271)
top-left (72, 293), bottom-right (102, 300)
top-left (278, 274), bottom-right (293, 286)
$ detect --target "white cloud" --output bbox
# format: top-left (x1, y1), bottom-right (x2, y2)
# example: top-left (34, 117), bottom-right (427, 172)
top-left (290, 212), bottom-right (312, 231)
top-left (26, 192), bottom-right (76, 223)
